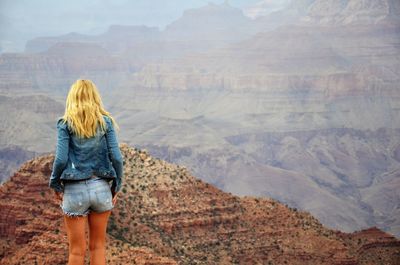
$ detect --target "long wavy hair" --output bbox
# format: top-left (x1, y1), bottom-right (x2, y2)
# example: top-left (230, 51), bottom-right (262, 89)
top-left (60, 79), bottom-right (119, 138)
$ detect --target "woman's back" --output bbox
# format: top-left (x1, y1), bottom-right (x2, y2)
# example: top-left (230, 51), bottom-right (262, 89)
top-left (49, 80), bottom-right (123, 194)
top-left (60, 115), bottom-right (120, 180)
top-left (48, 79), bottom-right (122, 265)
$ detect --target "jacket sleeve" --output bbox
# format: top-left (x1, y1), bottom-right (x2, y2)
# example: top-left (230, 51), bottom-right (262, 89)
top-left (105, 117), bottom-right (124, 194)
top-left (49, 118), bottom-right (69, 192)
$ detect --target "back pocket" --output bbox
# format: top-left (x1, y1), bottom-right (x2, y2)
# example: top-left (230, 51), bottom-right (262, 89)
top-left (64, 191), bottom-right (86, 211)
top-left (94, 188), bottom-right (113, 211)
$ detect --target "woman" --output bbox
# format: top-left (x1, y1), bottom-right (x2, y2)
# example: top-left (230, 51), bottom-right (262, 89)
top-left (49, 79), bottom-right (124, 265)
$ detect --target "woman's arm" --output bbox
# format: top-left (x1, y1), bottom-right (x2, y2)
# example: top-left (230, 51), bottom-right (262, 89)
top-left (105, 117), bottom-right (124, 194)
top-left (49, 118), bottom-right (69, 192)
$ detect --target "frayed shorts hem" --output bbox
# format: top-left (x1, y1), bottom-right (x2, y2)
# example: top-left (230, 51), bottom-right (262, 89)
top-left (59, 203), bottom-right (113, 218)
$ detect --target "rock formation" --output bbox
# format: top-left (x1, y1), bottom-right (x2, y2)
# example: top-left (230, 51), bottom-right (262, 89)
top-left (0, 144), bottom-right (399, 264)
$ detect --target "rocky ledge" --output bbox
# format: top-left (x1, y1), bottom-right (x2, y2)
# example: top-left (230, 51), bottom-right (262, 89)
top-left (0, 143), bottom-right (399, 264)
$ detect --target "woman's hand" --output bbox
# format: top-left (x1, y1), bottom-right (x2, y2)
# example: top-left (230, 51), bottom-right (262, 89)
top-left (112, 192), bottom-right (119, 206)
top-left (54, 191), bottom-right (63, 204)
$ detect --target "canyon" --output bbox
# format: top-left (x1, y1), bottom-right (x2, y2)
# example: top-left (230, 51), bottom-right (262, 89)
top-left (0, 0), bottom-right (399, 238)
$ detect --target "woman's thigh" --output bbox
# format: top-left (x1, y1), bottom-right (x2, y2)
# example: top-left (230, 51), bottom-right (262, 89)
top-left (88, 210), bottom-right (111, 247)
top-left (64, 215), bottom-right (87, 251)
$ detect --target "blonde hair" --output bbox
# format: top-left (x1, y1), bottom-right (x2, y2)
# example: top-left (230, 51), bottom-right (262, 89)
top-left (60, 79), bottom-right (119, 138)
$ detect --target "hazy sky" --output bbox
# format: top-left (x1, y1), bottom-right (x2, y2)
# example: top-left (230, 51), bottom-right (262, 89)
top-left (0, 0), bottom-right (290, 52)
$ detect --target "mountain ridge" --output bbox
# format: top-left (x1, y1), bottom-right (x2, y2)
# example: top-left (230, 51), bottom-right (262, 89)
top-left (0, 143), bottom-right (399, 264)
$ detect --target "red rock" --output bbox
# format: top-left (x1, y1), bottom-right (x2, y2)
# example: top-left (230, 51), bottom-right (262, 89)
top-left (0, 145), bottom-right (399, 264)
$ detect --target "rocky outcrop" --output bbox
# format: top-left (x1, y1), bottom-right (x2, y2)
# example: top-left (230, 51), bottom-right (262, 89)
top-left (304, 0), bottom-right (400, 25)
top-left (0, 144), bottom-right (399, 264)
top-left (0, 146), bottom-right (177, 264)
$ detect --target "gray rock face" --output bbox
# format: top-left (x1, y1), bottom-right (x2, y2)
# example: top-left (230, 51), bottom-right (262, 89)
top-left (304, 0), bottom-right (400, 25)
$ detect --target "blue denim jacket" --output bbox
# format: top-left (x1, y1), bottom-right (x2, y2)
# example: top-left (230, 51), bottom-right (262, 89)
top-left (49, 115), bottom-right (123, 194)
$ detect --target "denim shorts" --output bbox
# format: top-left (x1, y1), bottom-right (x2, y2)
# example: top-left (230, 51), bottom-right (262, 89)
top-left (60, 175), bottom-right (114, 217)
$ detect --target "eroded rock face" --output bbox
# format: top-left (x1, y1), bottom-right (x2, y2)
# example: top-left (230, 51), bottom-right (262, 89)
top-left (304, 0), bottom-right (400, 25)
top-left (0, 144), bottom-right (399, 264)
top-left (0, 147), bottom-right (177, 265)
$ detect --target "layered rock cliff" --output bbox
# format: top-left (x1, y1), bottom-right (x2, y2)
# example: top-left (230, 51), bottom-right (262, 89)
top-left (0, 144), bottom-right (399, 264)
top-left (0, 94), bottom-right (64, 183)
top-left (304, 0), bottom-right (400, 25)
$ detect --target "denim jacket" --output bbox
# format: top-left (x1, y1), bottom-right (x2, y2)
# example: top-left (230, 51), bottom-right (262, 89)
top-left (49, 115), bottom-right (123, 194)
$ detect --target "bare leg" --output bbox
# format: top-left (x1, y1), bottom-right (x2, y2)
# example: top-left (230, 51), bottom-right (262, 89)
top-left (64, 215), bottom-right (87, 265)
top-left (88, 210), bottom-right (111, 265)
